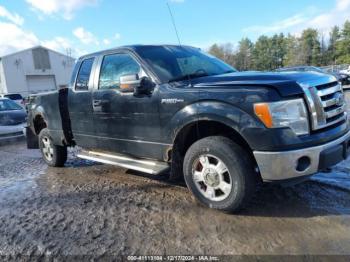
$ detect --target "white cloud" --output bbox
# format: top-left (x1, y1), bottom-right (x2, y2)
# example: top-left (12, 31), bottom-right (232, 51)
top-left (102, 33), bottom-right (121, 46)
top-left (0, 5), bottom-right (24, 25)
top-left (73, 27), bottom-right (99, 45)
top-left (244, 14), bottom-right (306, 34)
top-left (243, 0), bottom-right (350, 36)
top-left (0, 22), bottom-right (39, 56)
top-left (336, 0), bottom-right (350, 10)
top-left (41, 36), bottom-right (86, 57)
top-left (42, 36), bottom-right (71, 50)
top-left (0, 20), bottom-right (86, 57)
top-left (26, 0), bottom-right (98, 20)
top-left (170, 0), bottom-right (185, 3)
top-left (103, 38), bottom-right (111, 45)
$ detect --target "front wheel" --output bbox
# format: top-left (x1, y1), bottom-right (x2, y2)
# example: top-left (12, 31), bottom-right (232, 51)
top-left (183, 136), bottom-right (258, 213)
top-left (39, 128), bottom-right (67, 167)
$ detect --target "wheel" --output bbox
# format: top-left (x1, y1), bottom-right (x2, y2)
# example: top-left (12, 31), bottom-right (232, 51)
top-left (183, 136), bottom-right (258, 213)
top-left (39, 128), bottom-right (67, 167)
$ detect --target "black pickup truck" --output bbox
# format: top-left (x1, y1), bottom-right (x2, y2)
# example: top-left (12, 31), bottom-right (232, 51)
top-left (26, 45), bottom-right (350, 212)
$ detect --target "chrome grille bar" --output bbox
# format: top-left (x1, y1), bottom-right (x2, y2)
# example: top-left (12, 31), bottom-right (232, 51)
top-left (322, 97), bottom-right (339, 107)
top-left (317, 84), bottom-right (342, 97)
top-left (303, 81), bottom-right (346, 131)
top-left (325, 104), bottom-right (346, 118)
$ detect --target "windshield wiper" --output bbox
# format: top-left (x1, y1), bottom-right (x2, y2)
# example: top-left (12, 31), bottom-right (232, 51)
top-left (168, 72), bottom-right (210, 83)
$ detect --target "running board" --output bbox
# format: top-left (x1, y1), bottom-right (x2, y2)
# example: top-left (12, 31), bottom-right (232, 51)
top-left (77, 150), bottom-right (170, 175)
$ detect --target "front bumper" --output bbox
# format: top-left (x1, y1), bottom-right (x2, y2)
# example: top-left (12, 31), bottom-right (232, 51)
top-left (254, 130), bottom-right (350, 181)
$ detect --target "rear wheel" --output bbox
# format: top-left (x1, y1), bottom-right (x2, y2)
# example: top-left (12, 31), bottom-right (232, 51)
top-left (39, 128), bottom-right (67, 167)
top-left (183, 136), bottom-right (258, 212)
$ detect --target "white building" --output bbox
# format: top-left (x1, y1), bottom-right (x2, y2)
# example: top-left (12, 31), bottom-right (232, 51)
top-left (0, 46), bottom-right (75, 97)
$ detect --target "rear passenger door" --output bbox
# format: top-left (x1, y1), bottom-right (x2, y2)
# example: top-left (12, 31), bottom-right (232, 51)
top-left (68, 57), bottom-right (99, 148)
top-left (91, 52), bottom-right (162, 159)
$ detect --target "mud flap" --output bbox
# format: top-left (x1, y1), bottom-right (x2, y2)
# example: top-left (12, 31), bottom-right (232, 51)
top-left (26, 127), bottom-right (39, 149)
top-left (169, 145), bottom-right (184, 182)
top-left (58, 87), bottom-right (75, 146)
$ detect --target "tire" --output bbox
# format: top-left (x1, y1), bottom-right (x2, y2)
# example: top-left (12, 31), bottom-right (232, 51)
top-left (183, 136), bottom-right (258, 213)
top-left (39, 128), bottom-right (67, 167)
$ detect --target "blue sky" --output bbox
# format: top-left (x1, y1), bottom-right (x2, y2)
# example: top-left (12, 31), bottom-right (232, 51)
top-left (0, 0), bottom-right (349, 58)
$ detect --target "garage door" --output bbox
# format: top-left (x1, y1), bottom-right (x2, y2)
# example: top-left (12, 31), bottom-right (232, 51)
top-left (26, 75), bottom-right (56, 93)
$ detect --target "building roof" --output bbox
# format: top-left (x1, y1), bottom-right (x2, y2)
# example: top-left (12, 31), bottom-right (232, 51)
top-left (0, 45), bottom-right (76, 60)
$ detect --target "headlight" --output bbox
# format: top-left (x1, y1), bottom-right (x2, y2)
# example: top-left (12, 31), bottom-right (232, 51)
top-left (254, 98), bottom-right (309, 135)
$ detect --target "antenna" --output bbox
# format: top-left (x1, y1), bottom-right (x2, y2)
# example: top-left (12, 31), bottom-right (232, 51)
top-left (167, 2), bottom-right (182, 46)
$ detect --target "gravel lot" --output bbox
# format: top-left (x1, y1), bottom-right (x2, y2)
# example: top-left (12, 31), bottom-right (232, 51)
top-left (0, 139), bottom-right (349, 259)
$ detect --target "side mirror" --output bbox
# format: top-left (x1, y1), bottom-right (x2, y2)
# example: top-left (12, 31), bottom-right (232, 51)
top-left (135, 77), bottom-right (155, 95)
top-left (120, 74), bottom-right (141, 93)
top-left (120, 74), bottom-right (154, 95)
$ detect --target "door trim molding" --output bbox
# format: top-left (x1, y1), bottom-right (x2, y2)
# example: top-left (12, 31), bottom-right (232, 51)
top-left (74, 132), bottom-right (172, 146)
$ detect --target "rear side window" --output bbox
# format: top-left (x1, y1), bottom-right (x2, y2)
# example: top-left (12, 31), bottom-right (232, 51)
top-left (5, 94), bottom-right (23, 100)
top-left (75, 58), bottom-right (94, 91)
top-left (99, 53), bottom-right (140, 90)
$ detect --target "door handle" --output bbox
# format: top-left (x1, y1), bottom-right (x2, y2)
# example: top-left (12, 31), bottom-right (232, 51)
top-left (93, 99), bottom-right (110, 112)
top-left (93, 100), bottom-right (102, 107)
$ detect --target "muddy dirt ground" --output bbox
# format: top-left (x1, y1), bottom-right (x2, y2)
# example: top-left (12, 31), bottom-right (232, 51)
top-left (0, 139), bottom-right (349, 259)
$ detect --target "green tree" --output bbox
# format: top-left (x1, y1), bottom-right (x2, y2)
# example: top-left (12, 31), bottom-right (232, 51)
top-left (252, 35), bottom-right (273, 70)
top-left (208, 44), bottom-right (225, 61)
top-left (299, 28), bottom-right (321, 65)
top-left (208, 20), bottom-right (350, 71)
top-left (327, 26), bottom-right (340, 64)
top-left (336, 20), bottom-right (350, 63)
top-left (234, 38), bottom-right (253, 70)
top-left (270, 33), bottom-right (287, 69)
top-left (208, 43), bottom-right (235, 66)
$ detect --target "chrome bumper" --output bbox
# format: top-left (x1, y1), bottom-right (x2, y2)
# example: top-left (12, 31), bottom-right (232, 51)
top-left (253, 130), bottom-right (350, 181)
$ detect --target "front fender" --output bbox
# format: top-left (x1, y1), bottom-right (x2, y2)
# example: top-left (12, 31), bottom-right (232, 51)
top-left (166, 101), bottom-right (265, 148)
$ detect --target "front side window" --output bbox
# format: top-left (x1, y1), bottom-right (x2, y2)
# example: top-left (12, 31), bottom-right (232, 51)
top-left (99, 53), bottom-right (141, 89)
top-left (75, 58), bottom-right (94, 91)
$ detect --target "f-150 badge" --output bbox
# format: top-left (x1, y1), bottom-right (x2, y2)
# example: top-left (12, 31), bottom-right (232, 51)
top-left (161, 98), bottom-right (185, 104)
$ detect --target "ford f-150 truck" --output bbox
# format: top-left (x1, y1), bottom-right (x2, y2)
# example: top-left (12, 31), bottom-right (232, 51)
top-left (26, 45), bottom-right (350, 212)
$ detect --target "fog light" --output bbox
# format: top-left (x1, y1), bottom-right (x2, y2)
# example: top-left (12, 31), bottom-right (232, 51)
top-left (296, 156), bottom-right (311, 172)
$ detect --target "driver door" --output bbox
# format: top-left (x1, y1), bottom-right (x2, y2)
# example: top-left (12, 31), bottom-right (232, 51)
top-left (91, 52), bottom-right (162, 160)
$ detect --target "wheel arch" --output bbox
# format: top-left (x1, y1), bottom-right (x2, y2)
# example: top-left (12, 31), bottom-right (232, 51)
top-left (168, 101), bottom-right (258, 155)
top-left (33, 113), bottom-right (47, 135)
top-left (172, 118), bottom-right (253, 157)
top-left (169, 111), bottom-right (259, 181)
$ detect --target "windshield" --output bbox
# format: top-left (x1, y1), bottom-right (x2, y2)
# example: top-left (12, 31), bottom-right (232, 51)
top-left (0, 99), bottom-right (23, 111)
top-left (136, 46), bottom-right (236, 83)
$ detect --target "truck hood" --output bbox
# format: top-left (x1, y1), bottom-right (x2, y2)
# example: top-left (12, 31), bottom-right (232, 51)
top-left (191, 71), bottom-right (337, 97)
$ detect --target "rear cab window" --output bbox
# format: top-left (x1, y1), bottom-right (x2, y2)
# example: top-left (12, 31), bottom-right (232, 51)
top-left (75, 58), bottom-right (95, 91)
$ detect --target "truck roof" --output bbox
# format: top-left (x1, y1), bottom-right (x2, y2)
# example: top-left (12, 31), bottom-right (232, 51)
top-left (78, 44), bottom-right (196, 60)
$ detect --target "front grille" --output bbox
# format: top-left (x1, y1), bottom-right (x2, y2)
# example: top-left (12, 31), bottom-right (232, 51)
top-left (304, 81), bottom-right (347, 131)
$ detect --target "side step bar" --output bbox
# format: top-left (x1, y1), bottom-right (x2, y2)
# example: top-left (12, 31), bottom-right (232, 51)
top-left (77, 150), bottom-right (170, 175)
